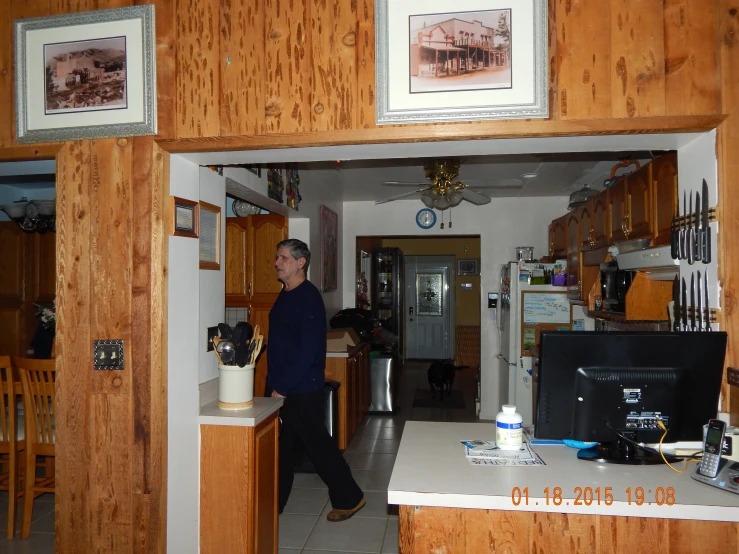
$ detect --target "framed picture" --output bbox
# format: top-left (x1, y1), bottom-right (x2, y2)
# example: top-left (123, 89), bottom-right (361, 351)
top-left (169, 196), bottom-right (199, 238)
top-left (15, 5), bottom-right (157, 143)
top-left (199, 201), bottom-right (221, 270)
top-left (320, 205), bottom-right (338, 292)
top-left (375, 0), bottom-right (547, 125)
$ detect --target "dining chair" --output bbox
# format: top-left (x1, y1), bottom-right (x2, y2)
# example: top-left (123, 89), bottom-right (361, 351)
top-left (12, 357), bottom-right (55, 540)
top-left (0, 355), bottom-right (25, 539)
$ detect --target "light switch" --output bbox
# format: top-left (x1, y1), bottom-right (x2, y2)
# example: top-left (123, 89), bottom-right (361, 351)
top-left (93, 340), bottom-right (124, 370)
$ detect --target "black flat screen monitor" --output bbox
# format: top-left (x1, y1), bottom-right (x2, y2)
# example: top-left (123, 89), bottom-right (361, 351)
top-left (534, 331), bottom-right (728, 464)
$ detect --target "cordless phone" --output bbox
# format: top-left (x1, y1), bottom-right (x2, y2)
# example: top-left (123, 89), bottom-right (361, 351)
top-left (698, 419), bottom-right (727, 478)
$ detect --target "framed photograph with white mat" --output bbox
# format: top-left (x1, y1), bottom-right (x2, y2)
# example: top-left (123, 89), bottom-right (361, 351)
top-left (375, 0), bottom-right (547, 125)
top-left (14, 4), bottom-right (156, 143)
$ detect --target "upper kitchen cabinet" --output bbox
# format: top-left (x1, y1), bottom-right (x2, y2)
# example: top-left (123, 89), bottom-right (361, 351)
top-left (590, 194), bottom-right (610, 248)
top-left (548, 215), bottom-right (566, 258)
top-left (651, 153), bottom-right (678, 246)
top-left (578, 203), bottom-right (593, 250)
top-left (226, 215), bottom-right (288, 307)
top-left (608, 179), bottom-right (628, 243)
top-left (607, 163), bottom-right (652, 243)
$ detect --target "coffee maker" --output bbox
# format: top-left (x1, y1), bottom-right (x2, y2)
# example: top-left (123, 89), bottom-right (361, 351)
top-left (599, 261), bottom-right (636, 313)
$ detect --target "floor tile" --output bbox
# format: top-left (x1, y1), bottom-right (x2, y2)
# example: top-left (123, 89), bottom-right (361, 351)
top-left (304, 515), bottom-right (387, 553)
top-left (349, 453), bottom-right (397, 472)
top-left (283, 487), bottom-right (329, 515)
top-left (278, 514), bottom-right (319, 550)
top-left (381, 518), bottom-right (399, 554)
top-left (0, 532), bottom-right (56, 553)
top-left (321, 490), bottom-right (390, 519)
top-left (356, 437), bottom-right (401, 455)
top-left (278, 549), bottom-right (301, 554)
top-left (292, 472), bottom-right (328, 489)
top-left (352, 469), bottom-right (393, 492)
top-left (361, 426), bottom-right (404, 440)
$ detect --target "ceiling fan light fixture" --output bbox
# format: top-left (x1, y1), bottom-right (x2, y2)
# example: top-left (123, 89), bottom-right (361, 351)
top-left (421, 192), bottom-right (436, 208)
top-left (433, 194), bottom-right (450, 210)
top-left (448, 189), bottom-right (464, 207)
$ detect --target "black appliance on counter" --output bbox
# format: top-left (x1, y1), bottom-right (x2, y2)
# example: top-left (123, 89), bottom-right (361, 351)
top-left (599, 261), bottom-right (636, 313)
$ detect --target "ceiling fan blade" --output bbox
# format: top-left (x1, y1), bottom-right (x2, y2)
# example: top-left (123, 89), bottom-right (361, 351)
top-left (383, 181), bottom-right (430, 187)
top-left (461, 187), bottom-right (491, 205)
top-left (375, 187), bottom-right (431, 204)
top-left (459, 178), bottom-right (523, 188)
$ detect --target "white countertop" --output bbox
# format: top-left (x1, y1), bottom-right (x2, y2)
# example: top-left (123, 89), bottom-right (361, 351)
top-left (198, 397), bottom-right (282, 427)
top-left (388, 421), bottom-right (739, 521)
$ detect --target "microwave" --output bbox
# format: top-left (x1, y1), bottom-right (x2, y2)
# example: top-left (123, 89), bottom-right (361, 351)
top-left (599, 261), bottom-right (635, 313)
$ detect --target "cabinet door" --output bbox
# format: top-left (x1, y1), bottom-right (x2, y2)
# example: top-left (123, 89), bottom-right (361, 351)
top-left (247, 215), bottom-right (288, 304)
top-left (578, 204), bottom-right (593, 249)
top-left (608, 180), bottom-right (628, 242)
top-left (0, 223), bottom-right (26, 356)
top-left (249, 303), bottom-right (272, 398)
top-left (225, 219), bottom-right (248, 306)
top-left (590, 194), bottom-right (610, 248)
top-left (626, 164), bottom-right (653, 240)
top-left (548, 215), bottom-right (566, 258)
top-left (254, 414), bottom-right (278, 554)
top-left (651, 153), bottom-right (678, 246)
top-left (565, 211), bottom-right (579, 254)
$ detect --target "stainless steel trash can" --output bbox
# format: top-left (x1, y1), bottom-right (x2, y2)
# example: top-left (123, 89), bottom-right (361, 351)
top-left (369, 353), bottom-right (397, 414)
top-left (293, 380), bottom-right (340, 473)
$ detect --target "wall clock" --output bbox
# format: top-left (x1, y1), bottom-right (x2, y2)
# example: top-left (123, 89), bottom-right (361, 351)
top-left (416, 208), bottom-right (436, 229)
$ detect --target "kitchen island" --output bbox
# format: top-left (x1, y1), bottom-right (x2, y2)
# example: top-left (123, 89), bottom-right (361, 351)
top-left (199, 397), bottom-right (283, 554)
top-left (389, 421), bottom-right (739, 553)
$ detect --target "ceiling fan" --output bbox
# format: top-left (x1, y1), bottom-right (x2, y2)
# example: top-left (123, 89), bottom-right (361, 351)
top-left (375, 159), bottom-right (507, 210)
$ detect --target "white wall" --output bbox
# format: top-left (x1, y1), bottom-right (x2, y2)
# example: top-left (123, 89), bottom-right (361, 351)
top-left (342, 197), bottom-right (567, 419)
top-left (199, 167), bottom-right (227, 383)
top-left (167, 156), bottom-right (201, 554)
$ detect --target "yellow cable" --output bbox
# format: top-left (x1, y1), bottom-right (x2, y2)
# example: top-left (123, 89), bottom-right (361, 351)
top-left (656, 420), bottom-right (699, 473)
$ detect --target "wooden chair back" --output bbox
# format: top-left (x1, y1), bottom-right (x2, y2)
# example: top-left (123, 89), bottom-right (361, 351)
top-left (0, 356), bottom-right (12, 445)
top-left (1, 355), bottom-right (25, 539)
top-left (13, 358), bottom-right (55, 455)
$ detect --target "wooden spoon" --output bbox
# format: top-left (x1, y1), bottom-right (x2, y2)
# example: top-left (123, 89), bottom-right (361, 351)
top-left (212, 337), bottom-right (224, 364)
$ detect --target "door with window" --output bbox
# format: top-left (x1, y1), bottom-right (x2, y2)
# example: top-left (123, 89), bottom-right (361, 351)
top-left (404, 256), bottom-right (454, 360)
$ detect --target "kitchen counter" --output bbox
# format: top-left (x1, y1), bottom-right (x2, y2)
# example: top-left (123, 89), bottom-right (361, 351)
top-left (390, 422), bottom-right (739, 554)
top-left (389, 421), bottom-right (739, 521)
top-left (326, 342), bottom-right (365, 358)
top-left (198, 397), bottom-right (282, 427)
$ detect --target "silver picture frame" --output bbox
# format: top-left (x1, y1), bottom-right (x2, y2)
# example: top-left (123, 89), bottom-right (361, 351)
top-left (375, 0), bottom-right (548, 125)
top-left (15, 4), bottom-right (157, 143)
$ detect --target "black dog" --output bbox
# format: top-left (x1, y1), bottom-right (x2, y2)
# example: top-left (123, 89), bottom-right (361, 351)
top-left (428, 359), bottom-right (469, 400)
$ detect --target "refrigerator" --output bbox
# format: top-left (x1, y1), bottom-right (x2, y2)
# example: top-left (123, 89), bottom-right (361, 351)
top-left (372, 247), bottom-right (404, 359)
top-left (498, 261), bottom-right (568, 426)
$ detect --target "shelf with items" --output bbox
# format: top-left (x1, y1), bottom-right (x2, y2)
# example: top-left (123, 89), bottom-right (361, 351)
top-left (587, 271), bottom-right (671, 322)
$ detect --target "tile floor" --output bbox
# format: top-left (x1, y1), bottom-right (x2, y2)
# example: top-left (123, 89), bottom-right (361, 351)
top-left (0, 360), bottom-right (479, 554)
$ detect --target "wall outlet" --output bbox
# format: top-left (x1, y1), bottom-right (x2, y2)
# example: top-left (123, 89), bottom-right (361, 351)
top-left (207, 326), bottom-right (219, 351)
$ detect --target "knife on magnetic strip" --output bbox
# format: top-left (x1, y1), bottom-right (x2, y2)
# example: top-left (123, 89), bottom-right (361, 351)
top-left (702, 179), bottom-right (711, 264)
top-left (697, 271), bottom-right (702, 332)
top-left (705, 271), bottom-right (711, 331)
top-left (672, 275), bottom-right (680, 331)
top-left (690, 273), bottom-right (696, 331)
top-left (682, 277), bottom-right (688, 332)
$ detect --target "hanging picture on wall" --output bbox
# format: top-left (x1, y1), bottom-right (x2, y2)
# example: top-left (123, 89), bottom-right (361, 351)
top-left (286, 168), bottom-right (302, 211)
top-left (14, 5), bottom-right (157, 143)
top-left (320, 205), bottom-right (338, 292)
top-left (267, 169), bottom-right (284, 204)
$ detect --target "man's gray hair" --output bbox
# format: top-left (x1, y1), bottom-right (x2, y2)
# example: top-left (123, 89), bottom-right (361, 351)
top-left (277, 239), bottom-right (311, 272)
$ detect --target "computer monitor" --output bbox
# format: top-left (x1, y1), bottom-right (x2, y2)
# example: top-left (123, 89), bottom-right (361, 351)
top-left (534, 331), bottom-right (728, 464)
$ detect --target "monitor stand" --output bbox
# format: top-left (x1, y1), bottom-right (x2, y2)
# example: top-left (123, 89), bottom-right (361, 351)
top-left (577, 438), bottom-right (681, 465)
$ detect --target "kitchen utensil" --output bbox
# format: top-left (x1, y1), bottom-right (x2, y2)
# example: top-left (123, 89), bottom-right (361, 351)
top-left (231, 324), bottom-right (245, 347)
top-left (218, 323), bottom-right (233, 340)
top-left (249, 338), bottom-right (263, 365)
top-left (672, 275), bottom-right (680, 332)
top-left (705, 271), bottom-right (711, 332)
top-left (253, 324), bottom-right (260, 340)
top-left (688, 192), bottom-right (693, 263)
top-left (671, 194), bottom-right (679, 260)
top-left (690, 273), bottom-right (696, 331)
top-left (695, 191), bottom-right (702, 262)
top-left (681, 277), bottom-right (688, 332)
top-left (680, 190), bottom-right (687, 260)
top-left (212, 337), bottom-right (224, 364)
top-left (235, 340), bottom-right (251, 367)
top-left (702, 179), bottom-right (711, 264)
top-left (236, 321), bottom-right (254, 343)
top-left (697, 270), bottom-right (702, 332)
top-left (217, 340), bottom-right (236, 364)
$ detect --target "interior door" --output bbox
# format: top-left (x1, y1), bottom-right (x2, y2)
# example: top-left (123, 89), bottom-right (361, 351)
top-left (404, 256), bottom-right (454, 360)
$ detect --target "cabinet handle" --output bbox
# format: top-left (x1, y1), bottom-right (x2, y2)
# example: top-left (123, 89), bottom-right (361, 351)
top-left (248, 283), bottom-right (252, 298)
top-left (589, 229), bottom-right (595, 247)
top-left (246, 306), bottom-right (251, 322)
top-left (622, 214), bottom-right (631, 239)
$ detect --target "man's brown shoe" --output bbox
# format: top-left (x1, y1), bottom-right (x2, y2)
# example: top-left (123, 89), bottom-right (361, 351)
top-left (327, 497), bottom-right (366, 522)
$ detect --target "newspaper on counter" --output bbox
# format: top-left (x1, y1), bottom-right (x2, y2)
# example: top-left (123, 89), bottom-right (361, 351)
top-left (460, 439), bottom-right (546, 466)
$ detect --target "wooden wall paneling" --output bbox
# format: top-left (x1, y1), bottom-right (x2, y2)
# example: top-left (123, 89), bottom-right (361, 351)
top-left (663, 0), bottom-right (721, 116)
top-left (609, 0), bottom-right (666, 118)
top-left (719, 0), bottom-right (739, 419)
top-left (146, 0), bottom-right (177, 139)
top-left (547, 0), bottom-right (557, 117)
top-left (333, 0), bottom-right (358, 130)
top-left (667, 519), bottom-right (738, 554)
top-left (130, 137), bottom-right (168, 554)
top-left (263, 0), bottom-right (310, 133)
top-left (0, 1), bottom-right (11, 147)
top-left (176, 0), bottom-right (221, 138)
top-left (311, 0), bottom-right (336, 131)
top-left (533, 512), bottom-right (598, 554)
top-left (356, 0), bottom-right (376, 128)
top-left (411, 506), bottom-right (466, 553)
top-left (465, 509), bottom-right (531, 553)
top-left (554, 0), bottom-right (612, 119)
top-left (0, 223), bottom-right (25, 356)
top-left (56, 140), bottom-right (94, 553)
top-left (89, 139), bottom-right (133, 395)
top-left (597, 515), bottom-right (667, 554)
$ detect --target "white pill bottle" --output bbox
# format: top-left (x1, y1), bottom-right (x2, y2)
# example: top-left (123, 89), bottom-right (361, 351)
top-left (496, 405), bottom-right (523, 450)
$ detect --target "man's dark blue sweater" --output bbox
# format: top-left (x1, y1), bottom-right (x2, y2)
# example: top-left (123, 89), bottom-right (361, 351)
top-left (266, 279), bottom-right (327, 396)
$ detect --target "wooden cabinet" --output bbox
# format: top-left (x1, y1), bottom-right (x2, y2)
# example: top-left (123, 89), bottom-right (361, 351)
top-left (577, 203), bottom-right (593, 249)
top-left (249, 303), bottom-right (271, 398)
top-left (590, 194), bottom-right (610, 248)
top-left (565, 211), bottom-right (580, 297)
top-left (651, 152), bottom-right (678, 246)
top-left (608, 179), bottom-right (629, 243)
top-left (200, 412), bottom-right (279, 554)
top-left (608, 164), bottom-right (653, 242)
top-left (324, 343), bottom-right (371, 450)
top-left (548, 215), bottom-right (566, 258)
top-left (0, 223), bottom-right (56, 356)
top-left (226, 215), bottom-right (288, 307)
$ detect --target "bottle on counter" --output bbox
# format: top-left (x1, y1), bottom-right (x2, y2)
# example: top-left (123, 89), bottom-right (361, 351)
top-left (496, 405), bottom-right (523, 450)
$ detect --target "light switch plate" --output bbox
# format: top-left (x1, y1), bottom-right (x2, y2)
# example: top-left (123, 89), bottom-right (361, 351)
top-left (207, 326), bottom-right (218, 352)
top-left (93, 340), bottom-right (124, 370)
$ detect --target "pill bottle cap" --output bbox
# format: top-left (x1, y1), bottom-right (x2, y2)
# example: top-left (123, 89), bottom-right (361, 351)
top-left (502, 405), bottom-right (517, 414)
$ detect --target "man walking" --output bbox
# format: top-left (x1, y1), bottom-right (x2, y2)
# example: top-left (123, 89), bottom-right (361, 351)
top-left (267, 239), bottom-right (366, 522)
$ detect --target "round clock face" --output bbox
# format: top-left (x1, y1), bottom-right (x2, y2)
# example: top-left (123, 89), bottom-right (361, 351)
top-left (416, 208), bottom-right (436, 229)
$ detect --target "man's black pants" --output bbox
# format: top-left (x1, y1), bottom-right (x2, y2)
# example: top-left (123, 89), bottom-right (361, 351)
top-left (276, 388), bottom-right (364, 511)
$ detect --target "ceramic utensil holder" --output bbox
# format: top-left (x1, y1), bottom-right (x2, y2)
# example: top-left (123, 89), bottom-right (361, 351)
top-left (218, 363), bottom-right (255, 409)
